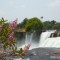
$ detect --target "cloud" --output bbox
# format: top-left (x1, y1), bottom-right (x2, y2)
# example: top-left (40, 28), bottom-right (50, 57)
top-left (48, 0), bottom-right (60, 8)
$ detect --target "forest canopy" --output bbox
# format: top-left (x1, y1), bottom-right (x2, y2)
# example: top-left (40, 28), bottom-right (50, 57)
top-left (0, 17), bottom-right (60, 32)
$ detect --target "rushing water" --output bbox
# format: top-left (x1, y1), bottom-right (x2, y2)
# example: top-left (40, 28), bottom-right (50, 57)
top-left (17, 30), bottom-right (60, 50)
top-left (17, 32), bottom-right (39, 50)
top-left (39, 30), bottom-right (60, 47)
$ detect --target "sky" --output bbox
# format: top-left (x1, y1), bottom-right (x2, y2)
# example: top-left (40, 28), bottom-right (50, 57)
top-left (0, 0), bottom-right (60, 23)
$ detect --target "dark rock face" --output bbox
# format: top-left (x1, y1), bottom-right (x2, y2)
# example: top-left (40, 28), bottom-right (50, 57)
top-left (1, 48), bottom-right (60, 60)
top-left (28, 48), bottom-right (60, 60)
top-left (14, 30), bottom-right (42, 41)
top-left (14, 32), bottom-right (26, 40)
top-left (32, 30), bottom-right (42, 42)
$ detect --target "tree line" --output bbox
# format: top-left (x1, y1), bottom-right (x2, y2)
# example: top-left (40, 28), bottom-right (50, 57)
top-left (0, 17), bottom-right (60, 32)
top-left (17, 17), bottom-right (60, 31)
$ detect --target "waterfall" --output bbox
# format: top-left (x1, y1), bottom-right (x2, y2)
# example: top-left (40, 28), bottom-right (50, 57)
top-left (17, 30), bottom-right (60, 50)
top-left (25, 32), bottom-right (38, 50)
top-left (25, 32), bottom-right (33, 44)
top-left (19, 32), bottom-right (34, 50)
top-left (39, 30), bottom-right (60, 47)
top-left (17, 32), bottom-right (39, 50)
top-left (23, 31), bottom-right (40, 50)
top-left (39, 30), bottom-right (56, 44)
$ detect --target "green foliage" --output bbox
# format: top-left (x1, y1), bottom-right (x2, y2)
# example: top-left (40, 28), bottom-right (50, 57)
top-left (0, 18), bottom-right (30, 58)
top-left (0, 18), bottom-right (8, 42)
top-left (0, 17), bottom-right (7, 24)
top-left (0, 18), bottom-right (17, 52)
top-left (52, 23), bottom-right (60, 30)
top-left (16, 18), bottom-right (28, 30)
top-left (25, 17), bottom-right (43, 32)
top-left (43, 20), bottom-right (56, 30)
top-left (20, 18), bottom-right (28, 28)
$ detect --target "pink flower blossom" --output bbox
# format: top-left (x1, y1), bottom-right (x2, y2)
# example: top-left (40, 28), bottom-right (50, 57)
top-left (8, 32), bottom-right (14, 44)
top-left (9, 19), bottom-right (17, 30)
top-left (23, 44), bottom-right (31, 53)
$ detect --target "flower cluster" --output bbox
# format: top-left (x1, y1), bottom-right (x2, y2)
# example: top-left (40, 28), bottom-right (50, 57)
top-left (9, 20), bottom-right (17, 30)
top-left (8, 32), bottom-right (14, 44)
top-left (0, 18), bottom-right (17, 50)
top-left (0, 18), bottom-right (30, 58)
top-left (23, 44), bottom-right (30, 53)
top-left (8, 20), bottom-right (17, 45)
top-left (16, 43), bottom-right (31, 58)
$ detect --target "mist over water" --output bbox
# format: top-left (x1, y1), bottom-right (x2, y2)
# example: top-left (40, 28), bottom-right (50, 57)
top-left (15, 32), bottom-right (39, 50)
top-left (15, 30), bottom-right (60, 50)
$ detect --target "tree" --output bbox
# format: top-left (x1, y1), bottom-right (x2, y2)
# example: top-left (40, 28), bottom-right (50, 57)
top-left (20, 18), bottom-right (28, 28)
top-left (23, 18), bottom-right (28, 27)
top-left (52, 23), bottom-right (60, 30)
top-left (25, 17), bottom-right (43, 32)
top-left (43, 20), bottom-right (56, 30)
top-left (43, 21), bottom-right (52, 30)
top-left (51, 20), bottom-right (56, 25)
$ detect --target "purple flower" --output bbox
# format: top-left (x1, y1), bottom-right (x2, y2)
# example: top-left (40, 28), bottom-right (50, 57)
top-left (23, 44), bottom-right (31, 53)
top-left (9, 20), bottom-right (17, 30)
top-left (8, 32), bottom-right (14, 44)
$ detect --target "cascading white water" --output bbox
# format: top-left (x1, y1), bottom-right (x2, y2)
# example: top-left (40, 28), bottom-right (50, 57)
top-left (25, 33), bottom-right (33, 44)
top-left (24, 32), bottom-right (38, 50)
top-left (17, 30), bottom-right (60, 50)
top-left (17, 32), bottom-right (38, 50)
top-left (39, 30), bottom-right (56, 45)
top-left (39, 30), bottom-right (60, 48)
top-left (19, 32), bottom-right (34, 50)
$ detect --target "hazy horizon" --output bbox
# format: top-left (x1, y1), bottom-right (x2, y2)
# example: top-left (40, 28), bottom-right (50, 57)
top-left (0, 0), bottom-right (60, 23)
